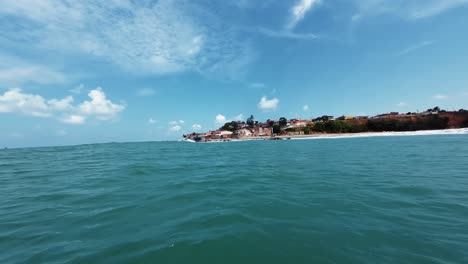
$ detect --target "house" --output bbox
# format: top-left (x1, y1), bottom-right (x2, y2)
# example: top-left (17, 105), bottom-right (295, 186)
top-left (237, 128), bottom-right (253, 137)
top-left (290, 119), bottom-right (309, 127)
top-left (211, 130), bottom-right (234, 139)
top-left (253, 126), bottom-right (272, 136)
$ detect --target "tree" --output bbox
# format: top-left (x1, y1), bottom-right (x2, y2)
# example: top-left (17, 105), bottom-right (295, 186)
top-left (272, 125), bottom-right (281, 134)
top-left (268, 120), bottom-right (275, 127)
top-left (247, 115), bottom-right (255, 128)
top-left (220, 121), bottom-right (238, 132)
top-left (279, 117), bottom-right (287, 127)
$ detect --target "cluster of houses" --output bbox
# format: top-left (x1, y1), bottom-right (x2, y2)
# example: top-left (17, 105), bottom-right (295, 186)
top-left (183, 118), bottom-right (314, 142)
top-left (183, 107), bottom-right (457, 142)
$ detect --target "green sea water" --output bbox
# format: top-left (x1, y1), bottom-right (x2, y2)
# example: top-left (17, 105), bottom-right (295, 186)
top-left (1, 135), bottom-right (468, 264)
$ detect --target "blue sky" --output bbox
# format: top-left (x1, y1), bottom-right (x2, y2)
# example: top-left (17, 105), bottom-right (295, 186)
top-left (1, 0), bottom-right (468, 147)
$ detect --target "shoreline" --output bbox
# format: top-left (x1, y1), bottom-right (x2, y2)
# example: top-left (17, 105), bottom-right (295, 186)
top-left (188, 128), bottom-right (468, 142)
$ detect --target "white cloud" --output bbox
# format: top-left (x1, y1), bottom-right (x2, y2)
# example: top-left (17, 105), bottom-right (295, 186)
top-left (168, 120), bottom-right (185, 132)
top-left (78, 88), bottom-right (125, 120)
top-left (0, 87), bottom-right (124, 124)
top-left (137, 88), bottom-right (156, 97)
top-left (62, 115), bottom-right (86, 125)
top-left (433, 94), bottom-right (449, 100)
top-left (257, 27), bottom-right (318, 40)
top-left (169, 120), bottom-right (183, 126)
top-left (0, 54), bottom-right (66, 86)
top-left (287, 0), bottom-right (320, 30)
top-left (169, 125), bottom-right (182, 132)
top-left (397, 102), bottom-right (408, 107)
top-left (396, 41), bottom-right (434, 56)
top-left (233, 114), bottom-right (244, 121)
top-left (0, 0), bottom-right (253, 78)
top-left (148, 118), bottom-right (157, 124)
top-left (258, 96), bottom-right (280, 111)
top-left (215, 114), bottom-right (227, 125)
top-left (69, 84), bottom-right (84, 94)
top-left (214, 113), bottom-right (244, 125)
top-left (0, 88), bottom-right (52, 117)
top-left (352, 0), bottom-right (468, 21)
top-left (192, 124), bottom-right (202, 131)
top-left (48, 96), bottom-right (74, 111)
top-left (303, 105), bottom-right (309, 111)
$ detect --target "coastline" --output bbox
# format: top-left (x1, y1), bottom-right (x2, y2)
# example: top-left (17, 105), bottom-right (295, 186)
top-left (185, 128), bottom-right (468, 142)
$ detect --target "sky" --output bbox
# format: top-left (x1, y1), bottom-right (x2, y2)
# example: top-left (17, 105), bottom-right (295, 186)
top-left (1, 0), bottom-right (468, 148)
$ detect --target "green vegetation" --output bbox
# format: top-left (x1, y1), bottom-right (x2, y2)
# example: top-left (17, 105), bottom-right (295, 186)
top-left (272, 125), bottom-right (281, 134)
top-left (310, 115), bottom-right (450, 133)
top-left (367, 115), bottom-right (449, 131)
top-left (220, 121), bottom-right (239, 132)
top-left (279, 117), bottom-right (287, 127)
top-left (312, 120), bottom-right (368, 133)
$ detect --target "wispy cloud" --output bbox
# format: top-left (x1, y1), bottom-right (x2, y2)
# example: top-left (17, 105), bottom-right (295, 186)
top-left (287, 0), bottom-right (320, 30)
top-left (303, 105), bottom-right (309, 111)
top-left (69, 84), bottom-right (85, 94)
top-left (433, 94), bottom-right (449, 100)
top-left (137, 88), bottom-right (156, 97)
top-left (396, 40), bottom-right (434, 56)
top-left (397, 102), bottom-right (408, 107)
top-left (258, 96), bottom-right (279, 111)
top-left (148, 118), bottom-right (157, 124)
top-left (352, 0), bottom-right (468, 21)
top-left (257, 27), bottom-right (318, 40)
top-left (0, 87), bottom-right (125, 124)
top-left (0, 0), bottom-right (253, 78)
top-left (0, 53), bottom-right (66, 86)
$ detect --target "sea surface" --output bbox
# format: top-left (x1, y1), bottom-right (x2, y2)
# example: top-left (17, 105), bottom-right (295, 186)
top-left (1, 135), bottom-right (468, 264)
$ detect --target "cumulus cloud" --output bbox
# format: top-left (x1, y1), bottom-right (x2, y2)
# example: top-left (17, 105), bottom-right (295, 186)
top-left (287, 0), bottom-right (320, 30)
top-left (168, 120), bottom-right (185, 132)
top-left (258, 96), bottom-right (279, 111)
top-left (215, 114), bottom-right (227, 125)
top-left (0, 0), bottom-right (253, 78)
top-left (169, 125), bottom-right (182, 132)
top-left (62, 115), bottom-right (86, 125)
top-left (0, 87), bottom-right (124, 124)
top-left (215, 113), bottom-right (244, 125)
top-left (192, 124), bottom-right (202, 131)
top-left (79, 88), bottom-right (125, 120)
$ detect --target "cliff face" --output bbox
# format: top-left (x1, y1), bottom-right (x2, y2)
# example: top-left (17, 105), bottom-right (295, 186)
top-left (341, 112), bottom-right (468, 132)
top-left (440, 112), bottom-right (468, 128)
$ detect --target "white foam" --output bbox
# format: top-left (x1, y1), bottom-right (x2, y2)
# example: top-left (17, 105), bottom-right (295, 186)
top-left (290, 128), bottom-right (468, 140)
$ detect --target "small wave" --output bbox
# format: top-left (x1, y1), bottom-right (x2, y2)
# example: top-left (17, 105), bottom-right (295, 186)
top-left (290, 128), bottom-right (468, 140)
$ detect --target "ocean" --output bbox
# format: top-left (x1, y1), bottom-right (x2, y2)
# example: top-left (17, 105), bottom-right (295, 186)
top-left (1, 134), bottom-right (468, 264)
